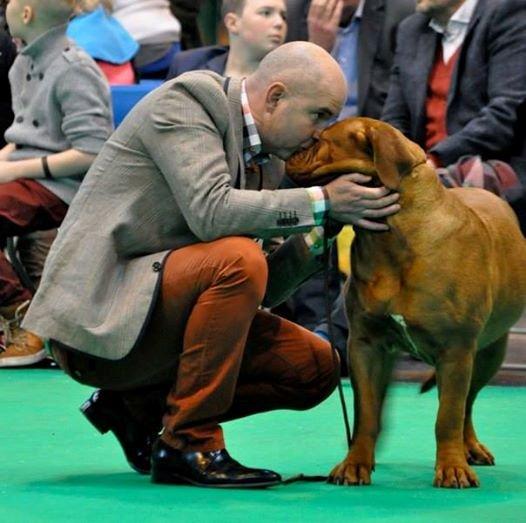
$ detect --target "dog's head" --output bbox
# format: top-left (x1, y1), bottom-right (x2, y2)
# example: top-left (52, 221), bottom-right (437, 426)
top-left (286, 117), bottom-right (427, 189)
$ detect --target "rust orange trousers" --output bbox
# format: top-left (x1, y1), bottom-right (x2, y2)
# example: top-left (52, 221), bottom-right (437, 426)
top-left (53, 237), bottom-right (339, 452)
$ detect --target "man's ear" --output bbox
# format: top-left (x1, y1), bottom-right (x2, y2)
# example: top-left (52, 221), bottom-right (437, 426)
top-left (265, 82), bottom-right (286, 113)
top-left (224, 12), bottom-right (240, 35)
top-left (22, 6), bottom-right (34, 25)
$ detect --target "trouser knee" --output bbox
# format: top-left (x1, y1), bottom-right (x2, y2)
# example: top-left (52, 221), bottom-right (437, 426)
top-left (219, 237), bottom-right (268, 304)
top-left (290, 338), bottom-right (340, 411)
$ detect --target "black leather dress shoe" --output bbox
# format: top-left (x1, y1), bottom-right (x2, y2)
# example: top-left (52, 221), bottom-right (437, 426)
top-left (151, 439), bottom-right (282, 488)
top-left (80, 389), bottom-right (157, 474)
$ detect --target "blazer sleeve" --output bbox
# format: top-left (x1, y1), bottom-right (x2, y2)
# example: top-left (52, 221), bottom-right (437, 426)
top-left (431, 0), bottom-right (526, 165)
top-left (139, 81), bottom-right (318, 242)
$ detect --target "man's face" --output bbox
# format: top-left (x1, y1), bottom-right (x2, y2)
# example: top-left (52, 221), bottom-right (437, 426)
top-left (416, 0), bottom-right (465, 18)
top-left (259, 83), bottom-right (345, 160)
top-left (234, 0), bottom-right (287, 58)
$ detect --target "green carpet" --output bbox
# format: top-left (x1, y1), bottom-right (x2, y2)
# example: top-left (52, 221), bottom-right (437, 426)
top-left (2, 370), bottom-right (525, 522)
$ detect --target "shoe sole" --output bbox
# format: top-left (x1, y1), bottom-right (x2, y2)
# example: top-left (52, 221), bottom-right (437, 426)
top-left (0, 349), bottom-right (47, 367)
top-left (151, 469), bottom-right (281, 489)
top-left (80, 397), bottom-right (151, 475)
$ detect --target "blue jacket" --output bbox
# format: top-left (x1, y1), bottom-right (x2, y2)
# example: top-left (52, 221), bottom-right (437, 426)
top-left (166, 45), bottom-right (228, 79)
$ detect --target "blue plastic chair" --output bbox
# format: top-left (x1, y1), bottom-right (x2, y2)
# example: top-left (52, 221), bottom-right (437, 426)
top-left (111, 80), bottom-right (163, 126)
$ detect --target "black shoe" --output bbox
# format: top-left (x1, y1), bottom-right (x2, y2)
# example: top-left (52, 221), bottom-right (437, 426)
top-left (80, 389), bottom-right (157, 474)
top-left (151, 439), bottom-right (282, 488)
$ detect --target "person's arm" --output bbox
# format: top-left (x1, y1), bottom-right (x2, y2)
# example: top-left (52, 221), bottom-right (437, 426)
top-left (0, 149), bottom-right (96, 184)
top-left (307, 0), bottom-right (343, 52)
top-left (51, 60), bottom-right (112, 174)
top-left (140, 79), bottom-right (399, 242)
top-left (430, 0), bottom-right (526, 166)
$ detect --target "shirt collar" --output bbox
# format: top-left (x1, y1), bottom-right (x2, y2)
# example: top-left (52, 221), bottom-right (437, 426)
top-left (21, 24), bottom-right (69, 61)
top-left (240, 79), bottom-right (269, 165)
top-left (355, 0), bottom-right (365, 19)
top-left (429, 0), bottom-right (478, 36)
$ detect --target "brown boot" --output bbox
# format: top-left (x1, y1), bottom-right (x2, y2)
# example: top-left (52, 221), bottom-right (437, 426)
top-left (0, 300), bottom-right (45, 367)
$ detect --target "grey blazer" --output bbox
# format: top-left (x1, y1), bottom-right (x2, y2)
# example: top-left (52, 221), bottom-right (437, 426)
top-left (24, 73), bottom-right (323, 360)
top-left (382, 0), bottom-right (526, 182)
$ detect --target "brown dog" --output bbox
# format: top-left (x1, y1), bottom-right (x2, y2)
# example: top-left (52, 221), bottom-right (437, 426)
top-left (286, 117), bottom-right (526, 488)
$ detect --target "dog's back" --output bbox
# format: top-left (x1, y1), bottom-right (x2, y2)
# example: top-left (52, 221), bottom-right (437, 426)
top-left (450, 187), bottom-right (526, 344)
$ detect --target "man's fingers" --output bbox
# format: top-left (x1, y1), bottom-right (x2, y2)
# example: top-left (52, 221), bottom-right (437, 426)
top-left (307, 0), bottom-right (343, 23)
top-left (356, 218), bottom-right (390, 231)
top-left (330, 0), bottom-right (344, 23)
top-left (361, 203), bottom-right (401, 217)
top-left (338, 173), bottom-right (372, 184)
top-left (360, 192), bottom-right (400, 209)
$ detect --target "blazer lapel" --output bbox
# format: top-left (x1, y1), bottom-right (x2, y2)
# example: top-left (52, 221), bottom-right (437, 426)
top-left (413, 26), bottom-right (439, 144)
top-left (358, 0), bottom-right (384, 114)
top-left (447, 4), bottom-right (483, 107)
top-left (223, 76), bottom-right (246, 189)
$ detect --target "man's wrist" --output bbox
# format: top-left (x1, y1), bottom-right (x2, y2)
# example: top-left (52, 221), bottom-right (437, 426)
top-left (306, 186), bottom-right (331, 226)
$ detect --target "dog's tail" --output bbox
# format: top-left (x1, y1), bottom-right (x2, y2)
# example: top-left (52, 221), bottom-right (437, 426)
top-left (420, 372), bottom-right (436, 393)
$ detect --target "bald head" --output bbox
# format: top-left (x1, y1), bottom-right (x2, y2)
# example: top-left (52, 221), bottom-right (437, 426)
top-left (250, 41), bottom-right (347, 98)
top-left (245, 42), bottom-right (348, 160)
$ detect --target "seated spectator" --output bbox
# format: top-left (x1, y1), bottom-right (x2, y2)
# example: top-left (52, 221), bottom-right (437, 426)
top-left (167, 0), bottom-right (287, 79)
top-left (382, 0), bottom-right (526, 232)
top-left (112, 0), bottom-right (182, 78)
top-left (0, 0), bottom-right (113, 367)
top-left (68, 0), bottom-right (139, 85)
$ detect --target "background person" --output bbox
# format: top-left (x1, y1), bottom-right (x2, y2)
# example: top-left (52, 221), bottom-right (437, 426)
top-left (167, 0), bottom-right (287, 79)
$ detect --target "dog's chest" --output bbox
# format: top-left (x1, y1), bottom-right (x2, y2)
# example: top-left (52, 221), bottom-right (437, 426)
top-left (387, 314), bottom-right (435, 365)
top-left (355, 280), bottom-right (437, 365)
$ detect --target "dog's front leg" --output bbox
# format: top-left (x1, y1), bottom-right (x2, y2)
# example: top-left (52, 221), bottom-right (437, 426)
top-left (434, 347), bottom-right (480, 488)
top-left (329, 336), bottom-right (396, 486)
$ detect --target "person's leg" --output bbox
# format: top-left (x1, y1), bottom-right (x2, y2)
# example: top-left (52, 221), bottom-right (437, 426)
top-left (0, 179), bottom-right (67, 367)
top-left (58, 236), bottom-right (268, 445)
top-left (55, 236), bottom-right (279, 484)
top-left (220, 309), bottom-right (340, 421)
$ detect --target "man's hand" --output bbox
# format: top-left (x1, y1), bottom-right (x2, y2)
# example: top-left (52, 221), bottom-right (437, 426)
top-left (325, 173), bottom-right (400, 231)
top-left (307, 0), bottom-right (343, 52)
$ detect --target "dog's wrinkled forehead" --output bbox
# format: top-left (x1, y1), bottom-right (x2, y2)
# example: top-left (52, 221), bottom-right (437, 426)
top-left (286, 117), bottom-right (426, 189)
top-left (317, 119), bottom-right (380, 164)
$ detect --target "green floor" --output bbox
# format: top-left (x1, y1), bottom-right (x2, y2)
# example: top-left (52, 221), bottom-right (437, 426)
top-left (2, 370), bottom-right (525, 522)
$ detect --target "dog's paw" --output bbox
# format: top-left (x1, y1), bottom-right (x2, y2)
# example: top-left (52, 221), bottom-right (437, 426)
top-left (464, 440), bottom-right (495, 466)
top-left (433, 461), bottom-right (480, 488)
top-left (328, 454), bottom-right (374, 486)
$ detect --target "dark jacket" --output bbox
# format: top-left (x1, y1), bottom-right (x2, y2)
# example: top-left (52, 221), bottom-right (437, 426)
top-left (382, 0), bottom-right (526, 185)
top-left (284, 0), bottom-right (415, 118)
top-left (166, 45), bottom-right (228, 79)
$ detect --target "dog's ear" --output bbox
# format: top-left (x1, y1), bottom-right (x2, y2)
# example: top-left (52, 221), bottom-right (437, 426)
top-left (367, 124), bottom-right (426, 189)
